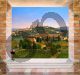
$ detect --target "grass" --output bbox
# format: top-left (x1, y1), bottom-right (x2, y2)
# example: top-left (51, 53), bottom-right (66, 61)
top-left (13, 49), bottom-right (29, 58)
top-left (57, 47), bottom-right (68, 58)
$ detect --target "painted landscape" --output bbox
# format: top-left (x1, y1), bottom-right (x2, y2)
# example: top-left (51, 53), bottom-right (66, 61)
top-left (12, 7), bottom-right (69, 58)
top-left (12, 26), bottom-right (68, 58)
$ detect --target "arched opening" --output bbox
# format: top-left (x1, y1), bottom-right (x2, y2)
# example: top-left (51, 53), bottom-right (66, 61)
top-left (43, 18), bottom-right (60, 28)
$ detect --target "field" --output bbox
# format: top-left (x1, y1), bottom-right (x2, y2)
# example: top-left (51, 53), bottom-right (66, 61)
top-left (13, 40), bottom-right (68, 58)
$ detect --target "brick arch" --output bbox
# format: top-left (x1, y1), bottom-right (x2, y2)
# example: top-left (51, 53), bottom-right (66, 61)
top-left (40, 12), bottom-right (68, 31)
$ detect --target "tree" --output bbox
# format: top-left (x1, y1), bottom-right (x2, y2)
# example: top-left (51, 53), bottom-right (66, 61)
top-left (22, 40), bottom-right (27, 49)
top-left (36, 37), bottom-right (42, 42)
top-left (57, 35), bottom-right (61, 41)
top-left (22, 39), bottom-right (32, 49)
top-left (33, 42), bottom-right (41, 49)
top-left (33, 42), bottom-right (37, 49)
top-left (45, 36), bottom-right (49, 42)
top-left (12, 40), bottom-right (18, 49)
top-left (19, 40), bottom-right (23, 49)
top-left (36, 37), bottom-right (40, 42)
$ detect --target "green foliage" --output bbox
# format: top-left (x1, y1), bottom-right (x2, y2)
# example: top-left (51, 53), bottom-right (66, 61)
top-left (14, 49), bottom-right (29, 58)
top-left (12, 26), bottom-right (68, 58)
top-left (45, 36), bottom-right (49, 42)
top-left (19, 40), bottom-right (23, 49)
top-left (57, 35), bottom-right (61, 41)
top-left (33, 43), bottom-right (41, 49)
top-left (50, 43), bottom-right (58, 55)
top-left (12, 40), bottom-right (18, 49)
top-left (20, 39), bottom-right (32, 49)
top-left (36, 37), bottom-right (42, 42)
top-left (57, 47), bottom-right (68, 58)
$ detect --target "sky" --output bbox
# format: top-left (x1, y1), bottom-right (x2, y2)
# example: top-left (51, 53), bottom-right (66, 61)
top-left (12, 7), bottom-right (68, 29)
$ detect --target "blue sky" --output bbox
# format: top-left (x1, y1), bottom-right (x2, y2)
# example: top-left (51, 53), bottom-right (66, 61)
top-left (12, 7), bottom-right (68, 29)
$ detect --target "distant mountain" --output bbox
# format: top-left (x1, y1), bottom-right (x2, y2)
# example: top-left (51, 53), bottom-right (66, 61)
top-left (35, 26), bottom-right (59, 34)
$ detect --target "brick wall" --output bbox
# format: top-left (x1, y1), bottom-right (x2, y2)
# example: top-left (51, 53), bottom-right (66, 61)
top-left (0, 0), bottom-right (7, 74)
top-left (73, 0), bottom-right (80, 73)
